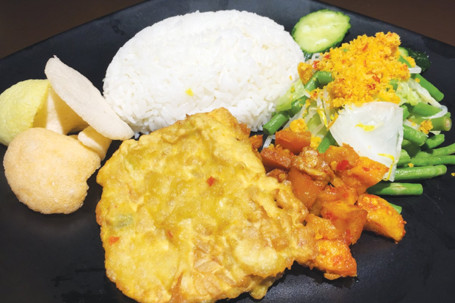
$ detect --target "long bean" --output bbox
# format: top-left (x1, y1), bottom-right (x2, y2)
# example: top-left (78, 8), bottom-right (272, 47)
top-left (403, 124), bottom-right (427, 146)
top-left (289, 97), bottom-right (306, 116)
top-left (411, 102), bottom-right (441, 117)
top-left (413, 74), bottom-right (445, 102)
top-left (399, 53), bottom-right (444, 102)
top-left (410, 155), bottom-right (455, 166)
top-left (401, 139), bottom-right (420, 157)
top-left (263, 112), bottom-right (289, 135)
top-left (423, 134), bottom-right (445, 150)
top-left (402, 105), bottom-right (410, 120)
top-left (400, 54), bottom-right (444, 101)
top-left (263, 71), bottom-right (333, 135)
top-left (398, 149), bottom-right (411, 166)
top-left (394, 165), bottom-right (447, 181)
top-left (317, 131), bottom-right (336, 153)
top-left (389, 203), bottom-right (403, 214)
top-left (315, 71), bottom-right (333, 86)
top-left (430, 114), bottom-right (452, 131)
top-left (368, 182), bottom-right (423, 196)
top-left (415, 142), bottom-right (455, 158)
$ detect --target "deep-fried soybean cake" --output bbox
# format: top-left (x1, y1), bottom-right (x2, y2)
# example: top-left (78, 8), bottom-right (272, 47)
top-left (96, 108), bottom-right (316, 302)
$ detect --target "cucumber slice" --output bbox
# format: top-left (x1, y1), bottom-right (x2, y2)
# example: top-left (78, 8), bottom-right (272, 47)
top-left (292, 9), bottom-right (351, 54)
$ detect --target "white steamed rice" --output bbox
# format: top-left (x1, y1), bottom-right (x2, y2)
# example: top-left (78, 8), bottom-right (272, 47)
top-left (103, 10), bottom-right (304, 134)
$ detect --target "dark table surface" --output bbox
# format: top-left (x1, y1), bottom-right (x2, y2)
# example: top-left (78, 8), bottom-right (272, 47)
top-left (0, 0), bottom-right (454, 59)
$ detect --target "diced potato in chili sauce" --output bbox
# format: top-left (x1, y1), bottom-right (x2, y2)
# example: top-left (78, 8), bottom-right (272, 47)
top-left (305, 214), bottom-right (357, 279)
top-left (275, 129), bottom-right (311, 154)
top-left (323, 145), bottom-right (388, 194)
top-left (266, 168), bottom-right (288, 183)
top-left (249, 134), bottom-right (263, 150)
top-left (316, 184), bottom-right (358, 205)
top-left (305, 213), bottom-right (342, 241)
top-left (357, 194), bottom-right (406, 242)
top-left (288, 167), bottom-right (324, 209)
top-left (260, 145), bottom-right (293, 170)
top-left (291, 147), bottom-right (333, 182)
top-left (310, 239), bottom-right (357, 279)
top-left (259, 137), bottom-right (406, 280)
top-left (339, 157), bottom-right (388, 194)
top-left (310, 184), bottom-right (358, 216)
top-left (320, 201), bottom-right (367, 246)
top-left (323, 144), bottom-right (359, 171)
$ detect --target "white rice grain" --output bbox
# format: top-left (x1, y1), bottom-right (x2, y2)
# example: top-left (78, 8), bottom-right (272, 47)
top-left (104, 10), bottom-right (303, 134)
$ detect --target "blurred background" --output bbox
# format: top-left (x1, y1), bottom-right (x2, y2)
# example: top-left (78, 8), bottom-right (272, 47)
top-left (0, 0), bottom-right (454, 59)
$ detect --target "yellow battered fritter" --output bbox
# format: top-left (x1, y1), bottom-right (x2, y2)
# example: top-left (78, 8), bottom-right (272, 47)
top-left (4, 128), bottom-right (101, 214)
top-left (96, 108), bottom-right (316, 303)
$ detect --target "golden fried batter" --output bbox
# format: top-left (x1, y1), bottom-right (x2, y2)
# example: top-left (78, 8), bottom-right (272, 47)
top-left (96, 108), bottom-right (316, 303)
top-left (4, 128), bottom-right (101, 214)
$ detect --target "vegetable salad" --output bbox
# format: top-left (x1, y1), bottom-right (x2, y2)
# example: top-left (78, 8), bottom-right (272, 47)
top-left (264, 9), bottom-right (453, 204)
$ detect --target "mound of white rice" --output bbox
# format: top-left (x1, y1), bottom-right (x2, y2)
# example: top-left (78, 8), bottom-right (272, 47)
top-left (103, 10), bottom-right (304, 134)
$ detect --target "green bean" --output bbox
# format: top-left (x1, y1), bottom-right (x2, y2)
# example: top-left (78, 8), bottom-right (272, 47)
top-left (423, 134), bottom-right (445, 150)
top-left (315, 71), bottom-right (333, 86)
top-left (401, 138), bottom-right (410, 146)
top-left (287, 72), bottom-right (333, 116)
top-left (430, 114), bottom-right (452, 131)
top-left (317, 131), bottom-right (336, 153)
top-left (401, 139), bottom-right (420, 157)
top-left (368, 182), bottom-right (423, 196)
top-left (403, 124), bottom-right (427, 146)
top-left (415, 142), bottom-right (455, 158)
top-left (401, 105), bottom-right (410, 120)
top-left (411, 102), bottom-right (441, 117)
top-left (263, 71), bottom-right (333, 135)
top-left (389, 203), bottom-right (402, 214)
top-left (394, 165), bottom-right (447, 181)
top-left (263, 112), bottom-right (289, 135)
top-left (408, 116), bottom-right (452, 133)
top-left (399, 55), bottom-right (444, 101)
top-left (289, 97), bottom-right (306, 116)
top-left (305, 73), bottom-right (319, 91)
top-left (397, 149), bottom-right (411, 166)
top-left (413, 74), bottom-right (444, 102)
top-left (410, 155), bottom-right (455, 166)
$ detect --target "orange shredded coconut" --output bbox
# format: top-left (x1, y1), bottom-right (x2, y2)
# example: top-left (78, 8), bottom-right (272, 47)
top-left (405, 56), bottom-right (416, 67)
top-left (314, 32), bottom-right (410, 109)
top-left (419, 120), bottom-right (433, 134)
top-left (310, 136), bottom-right (322, 149)
top-left (298, 62), bottom-right (313, 84)
top-left (290, 118), bottom-right (307, 132)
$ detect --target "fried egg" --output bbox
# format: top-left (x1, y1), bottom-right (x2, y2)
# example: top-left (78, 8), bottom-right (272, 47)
top-left (96, 108), bottom-right (316, 303)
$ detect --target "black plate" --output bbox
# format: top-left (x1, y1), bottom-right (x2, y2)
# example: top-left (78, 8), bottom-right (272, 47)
top-left (1, 1), bottom-right (454, 302)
